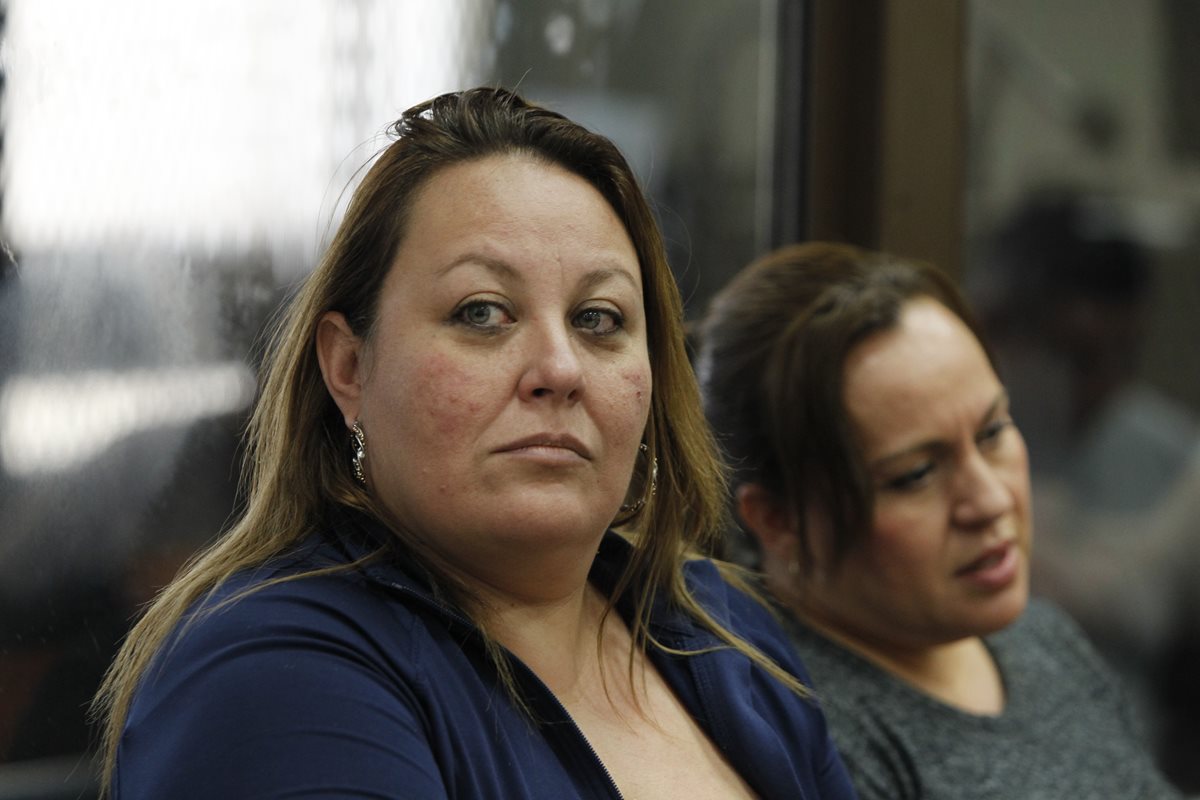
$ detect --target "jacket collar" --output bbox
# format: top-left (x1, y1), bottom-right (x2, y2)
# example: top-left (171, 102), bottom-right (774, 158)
top-left (322, 505), bottom-right (720, 645)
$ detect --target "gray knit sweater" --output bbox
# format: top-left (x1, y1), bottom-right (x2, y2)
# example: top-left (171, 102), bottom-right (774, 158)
top-left (790, 600), bottom-right (1183, 800)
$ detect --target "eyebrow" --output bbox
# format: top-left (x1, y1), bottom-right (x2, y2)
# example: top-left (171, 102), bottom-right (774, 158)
top-left (577, 266), bottom-right (641, 293)
top-left (867, 388), bottom-right (1011, 469)
top-left (437, 254), bottom-right (522, 282)
top-left (437, 254), bottom-right (641, 293)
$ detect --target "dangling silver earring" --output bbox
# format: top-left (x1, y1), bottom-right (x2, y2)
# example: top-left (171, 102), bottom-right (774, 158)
top-left (350, 421), bottom-right (367, 486)
top-left (616, 443), bottom-right (658, 520)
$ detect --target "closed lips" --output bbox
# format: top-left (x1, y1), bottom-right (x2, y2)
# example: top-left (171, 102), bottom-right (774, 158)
top-left (496, 434), bottom-right (592, 459)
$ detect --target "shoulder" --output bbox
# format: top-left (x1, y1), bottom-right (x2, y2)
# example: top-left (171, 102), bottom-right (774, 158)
top-left (126, 559), bottom-right (429, 737)
top-left (680, 558), bottom-right (808, 672)
top-left (993, 599), bottom-right (1141, 724)
top-left (177, 555), bottom-right (418, 664)
top-left (785, 616), bottom-right (891, 705)
top-left (997, 598), bottom-right (1112, 679)
top-left (1011, 596), bottom-right (1085, 635)
top-left (144, 522), bottom-right (453, 689)
top-left (595, 533), bottom-right (799, 670)
top-left (679, 556), bottom-right (761, 620)
top-left (116, 552), bottom-right (456, 798)
top-left (779, 619), bottom-right (926, 799)
top-left (670, 560), bottom-right (858, 799)
top-left (785, 618), bottom-right (898, 709)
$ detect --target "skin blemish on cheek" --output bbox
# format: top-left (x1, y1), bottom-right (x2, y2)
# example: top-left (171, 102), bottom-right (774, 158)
top-left (618, 370), bottom-right (653, 432)
top-left (619, 368), bottom-right (651, 392)
top-left (411, 352), bottom-right (485, 433)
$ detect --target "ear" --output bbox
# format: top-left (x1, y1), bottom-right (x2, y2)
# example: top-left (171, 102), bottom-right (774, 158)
top-left (736, 483), bottom-right (801, 563)
top-left (315, 311), bottom-right (364, 426)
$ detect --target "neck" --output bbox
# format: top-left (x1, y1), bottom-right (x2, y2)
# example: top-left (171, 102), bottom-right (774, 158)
top-left (413, 521), bottom-right (642, 706)
top-left (799, 611), bottom-right (1005, 716)
top-left (439, 533), bottom-right (620, 697)
top-left (485, 579), bottom-right (625, 701)
top-left (410, 513), bottom-right (610, 609)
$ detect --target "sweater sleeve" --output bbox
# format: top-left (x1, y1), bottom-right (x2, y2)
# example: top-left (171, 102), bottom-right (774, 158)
top-left (114, 577), bottom-right (450, 800)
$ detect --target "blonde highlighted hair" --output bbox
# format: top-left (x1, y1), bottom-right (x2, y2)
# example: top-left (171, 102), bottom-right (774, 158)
top-left (92, 87), bottom-right (806, 793)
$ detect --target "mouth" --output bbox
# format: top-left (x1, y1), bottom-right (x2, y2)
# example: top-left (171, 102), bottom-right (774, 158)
top-left (495, 433), bottom-right (593, 460)
top-left (954, 541), bottom-right (1020, 589)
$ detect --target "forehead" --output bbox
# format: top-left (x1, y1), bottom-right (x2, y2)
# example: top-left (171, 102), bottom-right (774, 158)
top-left (843, 298), bottom-right (1000, 446)
top-left (380, 153), bottom-right (641, 291)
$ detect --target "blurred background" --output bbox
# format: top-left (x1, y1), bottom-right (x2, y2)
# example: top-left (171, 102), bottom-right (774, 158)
top-left (0, 1), bottom-right (1197, 797)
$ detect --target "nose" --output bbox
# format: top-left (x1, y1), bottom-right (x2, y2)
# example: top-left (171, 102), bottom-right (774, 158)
top-left (951, 450), bottom-right (1015, 531)
top-left (517, 321), bottom-right (584, 403)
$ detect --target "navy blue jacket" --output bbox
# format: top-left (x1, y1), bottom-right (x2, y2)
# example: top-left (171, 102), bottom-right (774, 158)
top-left (115, 512), bottom-right (856, 799)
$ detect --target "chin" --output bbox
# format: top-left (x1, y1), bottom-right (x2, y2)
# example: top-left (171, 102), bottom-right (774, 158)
top-left (496, 494), bottom-right (620, 540)
top-left (970, 584), bottom-right (1030, 637)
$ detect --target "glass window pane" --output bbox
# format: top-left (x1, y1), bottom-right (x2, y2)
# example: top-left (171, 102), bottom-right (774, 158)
top-left (0, 1), bottom-right (791, 793)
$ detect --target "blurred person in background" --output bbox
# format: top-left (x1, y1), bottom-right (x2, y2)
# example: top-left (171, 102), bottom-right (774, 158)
top-left (697, 241), bottom-right (1187, 799)
top-left (971, 189), bottom-right (1200, 785)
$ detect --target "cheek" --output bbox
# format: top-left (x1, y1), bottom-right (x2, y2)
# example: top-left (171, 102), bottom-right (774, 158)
top-left (1011, 433), bottom-right (1031, 491)
top-left (871, 499), bottom-right (920, 542)
top-left (613, 364), bottom-right (653, 433)
top-left (407, 352), bottom-right (490, 436)
top-left (868, 501), bottom-right (942, 572)
top-left (622, 365), bottom-right (651, 401)
top-left (367, 349), bottom-right (491, 442)
top-left (1004, 435), bottom-right (1034, 528)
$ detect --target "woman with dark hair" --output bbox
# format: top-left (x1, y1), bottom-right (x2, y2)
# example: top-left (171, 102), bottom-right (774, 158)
top-left (697, 241), bottom-right (1183, 799)
top-left (92, 90), bottom-right (856, 799)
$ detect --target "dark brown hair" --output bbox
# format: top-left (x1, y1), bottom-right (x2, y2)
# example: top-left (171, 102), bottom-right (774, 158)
top-left (697, 241), bottom-right (994, 568)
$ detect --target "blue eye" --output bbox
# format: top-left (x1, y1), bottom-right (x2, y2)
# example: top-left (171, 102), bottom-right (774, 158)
top-left (573, 307), bottom-right (623, 335)
top-left (453, 300), bottom-right (513, 330)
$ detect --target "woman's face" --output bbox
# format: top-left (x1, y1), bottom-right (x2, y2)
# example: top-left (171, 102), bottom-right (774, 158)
top-left (811, 297), bottom-right (1031, 648)
top-left (343, 153), bottom-right (652, 590)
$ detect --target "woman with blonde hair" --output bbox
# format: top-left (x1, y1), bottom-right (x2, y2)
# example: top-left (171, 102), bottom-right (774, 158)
top-left (93, 89), bottom-right (856, 799)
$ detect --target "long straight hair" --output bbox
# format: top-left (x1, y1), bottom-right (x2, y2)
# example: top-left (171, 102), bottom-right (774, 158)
top-left (92, 87), bottom-right (805, 792)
